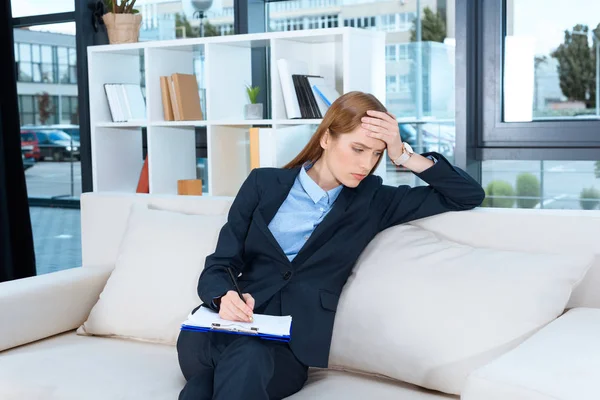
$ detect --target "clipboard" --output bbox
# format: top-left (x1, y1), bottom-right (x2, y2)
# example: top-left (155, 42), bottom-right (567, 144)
top-left (180, 306), bottom-right (292, 343)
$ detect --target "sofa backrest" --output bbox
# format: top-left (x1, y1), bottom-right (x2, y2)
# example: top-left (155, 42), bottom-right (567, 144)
top-left (80, 192), bottom-right (600, 309)
top-left (80, 192), bottom-right (233, 270)
top-left (411, 208), bottom-right (600, 309)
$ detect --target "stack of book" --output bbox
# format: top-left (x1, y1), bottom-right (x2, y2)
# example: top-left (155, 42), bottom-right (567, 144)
top-left (277, 58), bottom-right (341, 119)
top-left (104, 83), bottom-right (146, 123)
top-left (159, 73), bottom-right (204, 121)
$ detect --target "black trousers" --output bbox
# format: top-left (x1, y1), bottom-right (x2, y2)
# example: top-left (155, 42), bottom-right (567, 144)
top-left (177, 329), bottom-right (308, 400)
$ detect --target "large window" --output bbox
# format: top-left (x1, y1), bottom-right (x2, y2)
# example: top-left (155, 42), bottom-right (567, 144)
top-left (479, 0), bottom-right (600, 147)
top-left (135, 1), bottom-right (234, 41)
top-left (14, 21), bottom-right (81, 275)
top-left (467, 0), bottom-right (600, 210)
top-left (481, 160), bottom-right (600, 210)
top-left (267, 0), bottom-right (456, 189)
top-left (11, 0), bottom-right (75, 18)
top-left (504, 0), bottom-right (600, 122)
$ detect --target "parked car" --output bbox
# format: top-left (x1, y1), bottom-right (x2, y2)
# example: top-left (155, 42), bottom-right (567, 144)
top-left (22, 149), bottom-right (35, 170)
top-left (20, 129), bottom-right (80, 162)
top-left (49, 124), bottom-right (80, 142)
top-left (399, 123), bottom-right (454, 158)
top-left (22, 124), bottom-right (80, 142)
top-left (20, 131), bottom-right (42, 160)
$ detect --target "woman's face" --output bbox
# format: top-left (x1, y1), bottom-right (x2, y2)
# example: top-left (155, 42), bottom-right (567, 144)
top-left (321, 126), bottom-right (386, 188)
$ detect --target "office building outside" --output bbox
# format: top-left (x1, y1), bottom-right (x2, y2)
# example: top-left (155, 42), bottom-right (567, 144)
top-left (13, 28), bottom-right (78, 126)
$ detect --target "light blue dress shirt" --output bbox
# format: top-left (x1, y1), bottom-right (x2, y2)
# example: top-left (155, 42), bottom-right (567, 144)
top-left (268, 163), bottom-right (343, 262)
top-left (268, 156), bottom-right (437, 262)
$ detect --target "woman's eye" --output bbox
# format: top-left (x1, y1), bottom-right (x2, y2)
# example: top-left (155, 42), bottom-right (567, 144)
top-left (375, 152), bottom-right (383, 157)
top-left (353, 148), bottom-right (363, 153)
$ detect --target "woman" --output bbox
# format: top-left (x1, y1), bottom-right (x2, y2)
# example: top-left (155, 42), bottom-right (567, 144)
top-left (177, 91), bottom-right (485, 400)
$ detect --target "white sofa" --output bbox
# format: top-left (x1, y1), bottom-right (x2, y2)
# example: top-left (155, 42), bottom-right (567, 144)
top-left (1, 192), bottom-right (600, 400)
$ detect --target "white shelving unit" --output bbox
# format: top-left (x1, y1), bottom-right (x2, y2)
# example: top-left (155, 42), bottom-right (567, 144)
top-left (88, 28), bottom-right (386, 197)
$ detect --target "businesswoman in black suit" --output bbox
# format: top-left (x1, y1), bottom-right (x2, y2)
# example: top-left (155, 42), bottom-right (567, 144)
top-left (177, 91), bottom-right (485, 400)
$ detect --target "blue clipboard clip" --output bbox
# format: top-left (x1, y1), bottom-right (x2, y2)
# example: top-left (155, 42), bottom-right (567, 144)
top-left (211, 322), bottom-right (259, 335)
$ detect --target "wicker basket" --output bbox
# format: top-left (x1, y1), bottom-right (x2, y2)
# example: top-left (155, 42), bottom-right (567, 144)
top-left (103, 13), bottom-right (142, 44)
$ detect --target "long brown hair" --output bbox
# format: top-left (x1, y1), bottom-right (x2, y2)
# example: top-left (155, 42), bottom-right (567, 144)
top-left (283, 91), bottom-right (388, 174)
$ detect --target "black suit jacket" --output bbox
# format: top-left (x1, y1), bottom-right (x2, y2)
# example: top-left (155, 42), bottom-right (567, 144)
top-left (196, 152), bottom-right (485, 367)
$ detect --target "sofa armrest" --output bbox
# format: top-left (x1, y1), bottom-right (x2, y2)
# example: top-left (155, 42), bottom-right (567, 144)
top-left (462, 307), bottom-right (600, 400)
top-left (0, 266), bottom-right (112, 352)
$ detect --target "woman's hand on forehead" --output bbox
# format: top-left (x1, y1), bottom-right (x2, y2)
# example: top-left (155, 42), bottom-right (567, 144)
top-left (360, 110), bottom-right (404, 161)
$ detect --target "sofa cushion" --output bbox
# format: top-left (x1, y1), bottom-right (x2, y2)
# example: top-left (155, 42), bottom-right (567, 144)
top-left (0, 332), bottom-right (455, 400)
top-left (328, 224), bottom-right (594, 395)
top-left (288, 369), bottom-right (457, 400)
top-left (0, 332), bottom-right (183, 400)
top-left (78, 203), bottom-right (226, 345)
top-left (462, 307), bottom-right (600, 400)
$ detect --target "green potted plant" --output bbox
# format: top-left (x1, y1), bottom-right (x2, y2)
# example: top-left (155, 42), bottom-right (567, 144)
top-left (102, 0), bottom-right (142, 45)
top-left (580, 187), bottom-right (600, 210)
top-left (481, 180), bottom-right (515, 208)
top-left (244, 85), bottom-right (263, 120)
top-left (515, 173), bottom-right (541, 209)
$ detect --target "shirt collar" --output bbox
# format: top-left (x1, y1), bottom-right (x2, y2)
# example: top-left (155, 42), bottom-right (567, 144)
top-left (299, 161), bottom-right (343, 205)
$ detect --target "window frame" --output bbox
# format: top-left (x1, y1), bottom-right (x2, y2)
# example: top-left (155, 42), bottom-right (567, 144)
top-left (479, 0), bottom-right (600, 154)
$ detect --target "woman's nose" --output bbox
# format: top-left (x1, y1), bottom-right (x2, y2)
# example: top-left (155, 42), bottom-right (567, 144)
top-left (359, 154), bottom-right (376, 172)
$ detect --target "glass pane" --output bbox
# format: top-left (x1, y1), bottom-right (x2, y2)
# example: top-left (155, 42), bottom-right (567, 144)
top-left (68, 47), bottom-right (76, 65)
top-left (57, 47), bottom-right (68, 65)
top-left (266, 0), bottom-right (456, 187)
top-left (41, 63), bottom-right (54, 83)
top-left (16, 23), bottom-right (80, 197)
top-left (32, 63), bottom-right (42, 82)
top-left (32, 44), bottom-right (41, 62)
top-left (482, 160), bottom-right (600, 210)
top-left (69, 66), bottom-right (77, 84)
top-left (19, 44), bottom-right (31, 61)
top-left (21, 113), bottom-right (35, 125)
top-left (504, 1), bottom-right (600, 121)
top-left (20, 96), bottom-right (34, 112)
top-left (11, 0), bottom-right (75, 18)
top-left (19, 62), bottom-right (33, 82)
top-left (59, 64), bottom-right (69, 83)
top-left (41, 45), bottom-right (53, 63)
top-left (15, 21), bottom-right (82, 276)
top-left (135, 1), bottom-right (233, 41)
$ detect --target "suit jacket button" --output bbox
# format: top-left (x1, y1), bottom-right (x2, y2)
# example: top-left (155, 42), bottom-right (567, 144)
top-left (283, 271), bottom-right (292, 280)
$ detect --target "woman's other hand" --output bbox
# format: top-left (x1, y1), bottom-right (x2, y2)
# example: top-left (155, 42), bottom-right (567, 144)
top-left (217, 291), bottom-right (255, 322)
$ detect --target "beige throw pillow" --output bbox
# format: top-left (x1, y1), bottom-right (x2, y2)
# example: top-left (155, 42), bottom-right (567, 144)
top-left (78, 203), bottom-right (226, 345)
top-left (328, 224), bottom-right (594, 395)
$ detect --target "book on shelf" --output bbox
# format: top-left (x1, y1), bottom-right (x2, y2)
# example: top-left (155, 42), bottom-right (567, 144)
top-left (159, 77), bottom-right (175, 121)
top-left (249, 127), bottom-right (277, 169)
top-left (159, 73), bottom-right (204, 121)
top-left (104, 83), bottom-right (146, 123)
top-left (136, 156), bottom-right (149, 193)
top-left (277, 58), bottom-right (341, 119)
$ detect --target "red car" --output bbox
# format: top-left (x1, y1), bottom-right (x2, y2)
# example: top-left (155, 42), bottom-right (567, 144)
top-left (20, 130), bottom-right (42, 161)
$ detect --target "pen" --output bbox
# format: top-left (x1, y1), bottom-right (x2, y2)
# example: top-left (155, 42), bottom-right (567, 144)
top-left (226, 267), bottom-right (246, 303)
top-left (226, 267), bottom-right (253, 322)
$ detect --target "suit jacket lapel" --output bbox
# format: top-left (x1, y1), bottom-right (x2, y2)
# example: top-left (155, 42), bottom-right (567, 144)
top-left (291, 185), bottom-right (356, 267)
top-left (252, 166), bottom-right (357, 267)
top-left (253, 167), bottom-right (300, 262)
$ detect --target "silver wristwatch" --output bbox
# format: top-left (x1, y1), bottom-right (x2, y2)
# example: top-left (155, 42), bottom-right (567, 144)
top-left (392, 142), bottom-right (414, 166)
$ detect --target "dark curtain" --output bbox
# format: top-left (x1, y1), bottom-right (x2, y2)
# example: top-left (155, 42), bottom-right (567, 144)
top-left (0, 1), bottom-right (36, 282)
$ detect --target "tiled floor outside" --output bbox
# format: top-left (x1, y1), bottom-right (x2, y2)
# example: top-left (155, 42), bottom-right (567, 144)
top-left (30, 207), bottom-right (82, 275)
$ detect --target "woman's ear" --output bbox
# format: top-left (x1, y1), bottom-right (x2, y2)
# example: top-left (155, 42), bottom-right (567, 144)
top-left (320, 129), bottom-right (330, 150)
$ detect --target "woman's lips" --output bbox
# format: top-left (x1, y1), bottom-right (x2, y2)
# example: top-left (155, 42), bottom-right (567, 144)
top-left (352, 173), bottom-right (366, 181)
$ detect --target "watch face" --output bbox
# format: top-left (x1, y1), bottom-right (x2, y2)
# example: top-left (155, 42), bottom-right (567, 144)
top-left (404, 142), bottom-right (414, 154)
